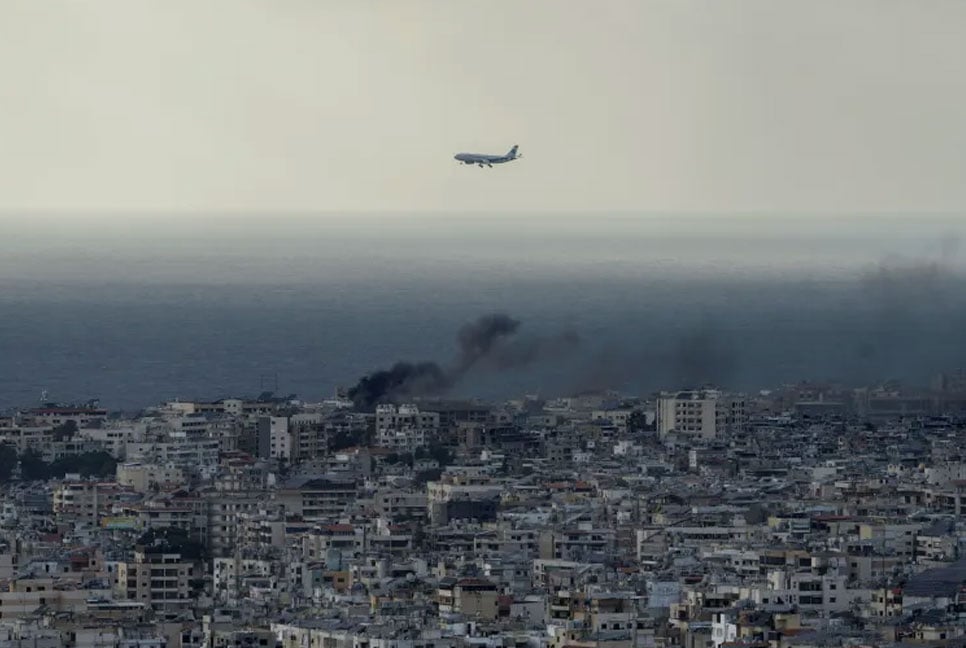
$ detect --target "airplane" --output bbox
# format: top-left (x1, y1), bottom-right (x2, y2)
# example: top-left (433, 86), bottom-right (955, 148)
top-left (454, 145), bottom-right (521, 168)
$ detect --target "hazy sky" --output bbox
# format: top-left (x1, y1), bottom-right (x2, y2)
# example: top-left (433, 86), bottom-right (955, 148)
top-left (2, 1), bottom-right (965, 214)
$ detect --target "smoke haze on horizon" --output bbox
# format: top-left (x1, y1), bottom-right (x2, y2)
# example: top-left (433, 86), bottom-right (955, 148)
top-left (1, 213), bottom-right (965, 409)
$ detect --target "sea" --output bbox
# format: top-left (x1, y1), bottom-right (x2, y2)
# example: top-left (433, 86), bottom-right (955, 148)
top-left (1, 212), bottom-right (965, 411)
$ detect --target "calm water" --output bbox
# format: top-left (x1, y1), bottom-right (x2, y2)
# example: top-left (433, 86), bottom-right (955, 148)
top-left (1, 213), bottom-right (964, 410)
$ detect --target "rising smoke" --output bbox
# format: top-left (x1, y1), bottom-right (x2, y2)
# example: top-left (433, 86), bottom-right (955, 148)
top-left (455, 313), bottom-right (521, 372)
top-left (349, 243), bottom-right (966, 406)
top-left (348, 313), bottom-right (580, 409)
top-left (568, 319), bottom-right (738, 395)
top-left (850, 240), bottom-right (964, 374)
top-left (346, 362), bottom-right (451, 410)
top-left (668, 320), bottom-right (737, 389)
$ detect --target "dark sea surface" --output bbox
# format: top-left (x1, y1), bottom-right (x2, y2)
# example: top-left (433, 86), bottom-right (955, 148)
top-left (1, 213), bottom-right (965, 410)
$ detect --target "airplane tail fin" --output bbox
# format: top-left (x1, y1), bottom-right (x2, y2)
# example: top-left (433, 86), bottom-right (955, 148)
top-left (508, 145), bottom-right (519, 158)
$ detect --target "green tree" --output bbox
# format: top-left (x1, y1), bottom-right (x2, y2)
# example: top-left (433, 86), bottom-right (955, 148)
top-left (628, 410), bottom-right (654, 433)
top-left (427, 443), bottom-right (453, 467)
top-left (17, 451), bottom-right (118, 481)
top-left (137, 526), bottom-right (206, 560)
top-left (330, 428), bottom-right (368, 451)
top-left (19, 450), bottom-right (50, 481)
top-left (49, 451), bottom-right (117, 479)
top-left (0, 445), bottom-right (18, 482)
top-left (413, 468), bottom-right (443, 485)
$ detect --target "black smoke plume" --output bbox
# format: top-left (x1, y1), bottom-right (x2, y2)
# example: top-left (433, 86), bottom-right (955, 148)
top-left (347, 362), bottom-right (451, 410)
top-left (455, 313), bottom-right (521, 371)
top-left (348, 313), bottom-right (579, 409)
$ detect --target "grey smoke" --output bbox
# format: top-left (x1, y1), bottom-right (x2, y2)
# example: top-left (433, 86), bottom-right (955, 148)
top-left (485, 329), bottom-right (583, 370)
top-left (455, 313), bottom-right (521, 372)
top-left (569, 320), bottom-right (737, 395)
top-left (669, 321), bottom-right (737, 389)
top-left (563, 240), bottom-right (966, 396)
top-left (861, 235), bottom-right (960, 304)
top-left (348, 313), bottom-right (581, 408)
top-left (854, 239), bottom-right (963, 370)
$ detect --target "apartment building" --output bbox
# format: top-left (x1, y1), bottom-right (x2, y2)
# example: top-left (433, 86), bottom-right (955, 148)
top-left (115, 547), bottom-right (198, 610)
top-left (656, 390), bottom-right (745, 439)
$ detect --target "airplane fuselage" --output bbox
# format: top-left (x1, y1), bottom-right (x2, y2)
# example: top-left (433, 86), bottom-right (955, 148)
top-left (454, 145), bottom-right (520, 167)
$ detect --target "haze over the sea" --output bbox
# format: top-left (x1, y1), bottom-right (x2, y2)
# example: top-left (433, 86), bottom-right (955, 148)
top-left (1, 212), bottom-right (964, 410)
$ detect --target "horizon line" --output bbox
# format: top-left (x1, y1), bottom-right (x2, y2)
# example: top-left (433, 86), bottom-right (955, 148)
top-left (2, 209), bottom-right (966, 219)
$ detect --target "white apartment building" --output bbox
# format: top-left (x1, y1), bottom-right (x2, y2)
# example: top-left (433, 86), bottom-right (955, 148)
top-left (375, 404), bottom-right (439, 451)
top-left (116, 462), bottom-right (186, 493)
top-left (125, 438), bottom-right (220, 477)
top-left (753, 571), bottom-right (863, 615)
top-left (656, 390), bottom-right (745, 439)
top-left (79, 425), bottom-right (144, 458)
top-left (257, 416), bottom-right (292, 460)
top-left (212, 557), bottom-right (275, 606)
